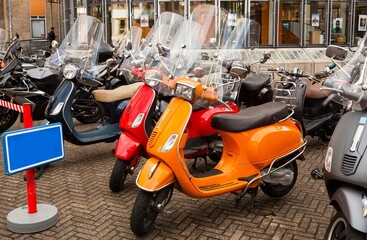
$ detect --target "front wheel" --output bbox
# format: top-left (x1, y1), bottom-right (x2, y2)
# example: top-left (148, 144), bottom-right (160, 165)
top-left (325, 211), bottom-right (366, 240)
top-left (109, 158), bottom-right (130, 192)
top-left (260, 160), bottom-right (298, 198)
top-left (130, 184), bottom-right (174, 237)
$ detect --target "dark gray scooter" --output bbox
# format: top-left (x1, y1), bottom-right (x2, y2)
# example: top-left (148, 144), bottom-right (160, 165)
top-left (322, 39), bottom-right (367, 239)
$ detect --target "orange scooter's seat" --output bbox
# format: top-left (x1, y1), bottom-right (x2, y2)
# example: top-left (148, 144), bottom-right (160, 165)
top-left (211, 101), bottom-right (288, 132)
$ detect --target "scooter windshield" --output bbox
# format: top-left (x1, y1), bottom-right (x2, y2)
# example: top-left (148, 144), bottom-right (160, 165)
top-left (120, 12), bottom-right (185, 81)
top-left (323, 31), bottom-right (367, 108)
top-left (192, 18), bottom-right (260, 105)
top-left (45, 15), bottom-right (103, 70)
top-left (144, 5), bottom-right (230, 96)
top-left (115, 26), bottom-right (142, 58)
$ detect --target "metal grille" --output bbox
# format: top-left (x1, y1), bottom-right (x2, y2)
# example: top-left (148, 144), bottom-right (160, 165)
top-left (341, 154), bottom-right (358, 175)
top-left (148, 130), bottom-right (157, 147)
top-left (273, 81), bottom-right (298, 110)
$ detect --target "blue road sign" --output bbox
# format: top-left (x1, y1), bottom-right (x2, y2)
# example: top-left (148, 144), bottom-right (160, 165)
top-left (2, 123), bottom-right (64, 175)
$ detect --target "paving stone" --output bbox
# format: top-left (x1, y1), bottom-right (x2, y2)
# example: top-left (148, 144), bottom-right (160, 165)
top-left (0, 121), bottom-right (334, 239)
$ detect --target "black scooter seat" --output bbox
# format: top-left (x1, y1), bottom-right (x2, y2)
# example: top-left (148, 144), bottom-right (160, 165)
top-left (211, 101), bottom-right (288, 132)
top-left (241, 74), bottom-right (271, 91)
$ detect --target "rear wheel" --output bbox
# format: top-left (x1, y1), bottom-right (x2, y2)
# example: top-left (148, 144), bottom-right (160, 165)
top-left (130, 184), bottom-right (174, 237)
top-left (260, 160), bottom-right (298, 198)
top-left (0, 101), bottom-right (19, 133)
top-left (109, 158), bottom-right (130, 192)
top-left (325, 211), bottom-right (366, 240)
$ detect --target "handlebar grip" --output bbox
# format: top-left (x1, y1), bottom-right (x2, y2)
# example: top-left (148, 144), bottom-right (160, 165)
top-left (267, 68), bottom-right (277, 71)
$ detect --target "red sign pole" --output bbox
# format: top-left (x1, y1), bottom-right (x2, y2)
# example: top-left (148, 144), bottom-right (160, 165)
top-left (23, 103), bottom-right (37, 214)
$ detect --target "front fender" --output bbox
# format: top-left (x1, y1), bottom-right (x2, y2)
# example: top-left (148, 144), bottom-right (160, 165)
top-left (114, 131), bottom-right (142, 164)
top-left (136, 157), bottom-right (175, 192)
top-left (330, 186), bottom-right (367, 233)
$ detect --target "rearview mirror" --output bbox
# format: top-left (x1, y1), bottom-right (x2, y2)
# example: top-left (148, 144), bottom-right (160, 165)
top-left (326, 45), bottom-right (348, 61)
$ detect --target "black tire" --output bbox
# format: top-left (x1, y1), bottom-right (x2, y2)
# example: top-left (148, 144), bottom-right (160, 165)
top-left (0, 105), bottom-right (18, 133)
top-left (73, 90), bottom-right (102, 124)
top-left (109, 158), bottom-right (130, 192)
top-left (320, 118), bottom-right (339, 142)
top-left (74, 104), bottom-right (102, 124)
top-left (130, 184), bottom-right (174, 237)
top-left (325, 211), bottom-right (366, 240)
top-left (260, 160), bottom-right (298, 198)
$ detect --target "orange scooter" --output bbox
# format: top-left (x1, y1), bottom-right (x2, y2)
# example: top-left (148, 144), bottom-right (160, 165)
top-left (129, 18), bottom-right (307, 237)
top-left (130, 75), bottom-right (307, 236)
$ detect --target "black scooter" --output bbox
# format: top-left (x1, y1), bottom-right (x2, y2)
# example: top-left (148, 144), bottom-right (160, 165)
top-left (321, 40), bottom-right (367, 239)
top-left (272, 63), bottom-right (345, 142)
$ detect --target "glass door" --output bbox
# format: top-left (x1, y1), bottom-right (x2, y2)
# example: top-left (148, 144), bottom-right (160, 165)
top-left (250, 0), bottom-right (275, 46)
top-left (132, 1), bottom-right (155, 38)
top-left (305, 0), bottom-right (327, 45)
top-left (278, 0), bottom-right (302, 46)
top-left (330, 0), bottom-right (351, 45)
top-left (354, 1), bottom-right (367, 45)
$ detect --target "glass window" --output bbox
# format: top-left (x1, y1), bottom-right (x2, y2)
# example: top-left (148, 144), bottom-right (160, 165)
top-left (331, 1), bottom-right (350, 45)
top-left (159, 0), bottom-right (184, 16)
top-left (250, 0), bottom-right (274, 46)
top-left (305, 1), bottom-right (327, 45)
top-left (31, 19), bottom-right (45, 38)
top-left (278, 0), bottom-right (302, 46)
top-left (190, 1), bottom-right (215, 13)
top-left (354, 1), bottom-right (367, 45)
top-left (132, 2), bottom-right (155, 38)
top-left (110, 4), bottom-right (128, 46)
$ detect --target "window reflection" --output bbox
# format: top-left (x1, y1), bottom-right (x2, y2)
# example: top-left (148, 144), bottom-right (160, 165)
top-left (250, 1), bottom-right (274, 46)
top-left (305, 1), bottom-right (326, 45)
top-left (279, 0), bottom-right (301, 45)
top-left (132, 2), bottom-right (154, 38)
top-left (355, 1), bottom-right (367, 45)
top-left (331, 1), bottom-right (350, 45)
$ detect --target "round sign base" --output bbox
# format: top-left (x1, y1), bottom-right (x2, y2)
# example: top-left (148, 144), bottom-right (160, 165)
top-left (7, 204), bottom-right (58, 233)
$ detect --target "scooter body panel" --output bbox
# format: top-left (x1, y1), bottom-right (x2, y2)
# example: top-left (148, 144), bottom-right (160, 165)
top-left (187, 102), bottom-right (238, 139)
top-left (115, 131), bottom-right (142, 163)
top-left (119, 84), bottom-right (156, 144)
top-left (136, 157), bottom-right (175, 192)
top-left (330, 186), bottom-right (367, 233)
top-left (325, 111), bottom-right (367, 195)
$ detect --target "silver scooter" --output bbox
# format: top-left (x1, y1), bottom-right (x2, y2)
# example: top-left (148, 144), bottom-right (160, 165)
top-left (322, 33), bottom-right (367, 239)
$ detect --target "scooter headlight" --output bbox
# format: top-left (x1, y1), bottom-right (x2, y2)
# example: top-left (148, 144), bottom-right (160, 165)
top-left (362, 194), bottom-right (367, 218)
top-left (161, 134), bottom-right (178, 152)
top-left (324, 146), bottom-right (333, 172)
top-left (131, 113), bottom-right (145, 128)
top-left (174, 82), bottom-right (195, 101)
top-left (63, 64), bottom-right (79, 79)
top-left (51, 102), bottom-right (64, 116)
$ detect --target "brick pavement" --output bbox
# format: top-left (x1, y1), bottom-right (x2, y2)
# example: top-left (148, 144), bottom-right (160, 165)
top-left (0, 121), bottom-right (333, 239)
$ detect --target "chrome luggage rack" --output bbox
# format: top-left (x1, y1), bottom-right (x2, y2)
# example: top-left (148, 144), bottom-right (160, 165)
top-left (272, 80), bottom-right (299, 111)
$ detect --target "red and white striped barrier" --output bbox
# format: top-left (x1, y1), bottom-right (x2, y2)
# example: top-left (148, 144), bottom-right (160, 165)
top-left (0, 99), bottom-right (23, 113)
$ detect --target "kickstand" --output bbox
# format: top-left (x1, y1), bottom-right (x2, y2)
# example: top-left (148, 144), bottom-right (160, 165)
top-left (192, 158), bottom-right (198, 170)
top-left (245, 188), bottom-right (276, 217)
top-left (192, 156), bottom-right (208, 170)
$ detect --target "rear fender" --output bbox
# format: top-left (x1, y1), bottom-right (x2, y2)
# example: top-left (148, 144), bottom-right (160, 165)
top-left (136, 157), bottom-right (175, 192)
top-left (114, 131), bottom-right (142, 165)
top-left (330, 186), bottom-right (367, 233)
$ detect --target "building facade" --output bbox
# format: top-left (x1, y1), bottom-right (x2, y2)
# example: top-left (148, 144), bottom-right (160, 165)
top-left (0, 0), bottom-right (366, 47)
